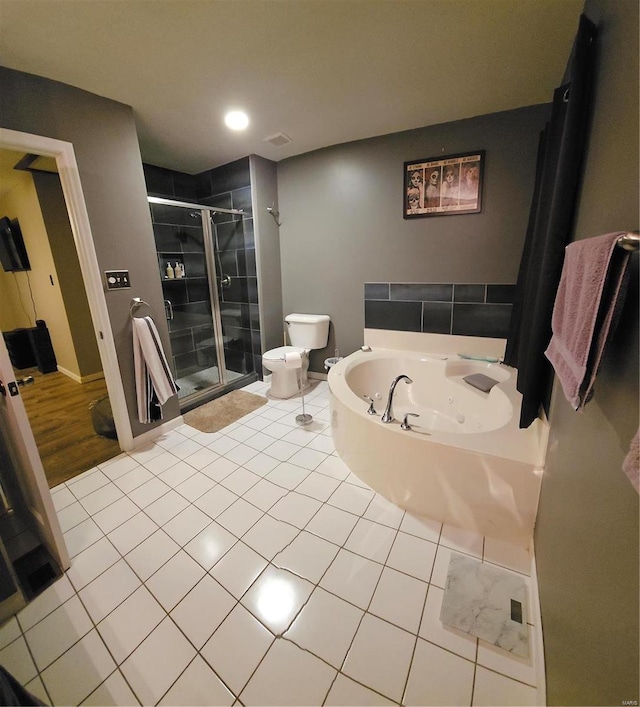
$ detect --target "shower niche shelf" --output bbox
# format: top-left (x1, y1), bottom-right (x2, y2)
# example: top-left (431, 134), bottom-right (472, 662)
top-left (158, 250), bottom-right (205, 281)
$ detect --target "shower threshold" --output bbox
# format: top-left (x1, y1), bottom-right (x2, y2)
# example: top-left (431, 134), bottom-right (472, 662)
top-left (177, 366), bottom-right (258, 413)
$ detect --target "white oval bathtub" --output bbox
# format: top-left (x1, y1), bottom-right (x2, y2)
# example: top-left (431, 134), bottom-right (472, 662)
top-left (328, 349), bottom-right (547, 547)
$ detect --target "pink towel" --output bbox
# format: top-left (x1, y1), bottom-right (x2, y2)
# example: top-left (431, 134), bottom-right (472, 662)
top-left (544, 232), bottom-right (631, 410)
top-left (622, 429), bottom-right (639, 494)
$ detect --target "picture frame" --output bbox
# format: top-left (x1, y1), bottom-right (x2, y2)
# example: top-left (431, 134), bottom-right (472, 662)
top-left (403, 151), bottom-right (485, 218)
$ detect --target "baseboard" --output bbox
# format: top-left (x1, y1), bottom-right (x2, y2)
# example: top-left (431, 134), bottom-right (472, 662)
top-left (529, 540), bottom-right (547, 706)
top-left (130, 415), bottom-right (184, 449)
top-left (308, 371), bottom-right (328, 381)
top-left (57, 366), bottom-right (104, 384)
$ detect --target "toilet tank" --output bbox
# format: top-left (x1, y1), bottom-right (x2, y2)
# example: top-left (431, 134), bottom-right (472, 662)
top-left (285, 313), bottom-right (330, 349)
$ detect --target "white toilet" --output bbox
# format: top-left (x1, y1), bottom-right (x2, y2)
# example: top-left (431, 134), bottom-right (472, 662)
top-left (262, 314), bottom-right (330, 399)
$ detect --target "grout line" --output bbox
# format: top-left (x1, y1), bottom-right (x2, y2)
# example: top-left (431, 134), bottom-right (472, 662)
top-left (321, 668), bottom-right (341, 706)
top-left (58, 504), bottom-right (246, 704)
top-left (26, 576), bottom-right (142, 705)
top-left (154, 615), bottom-right (239, 705)
top-left (72, 587), bottom-right (157, 705)
top-left (18, 390), bottom-right (284, 695)
top-left (26, 386), bottom-right (537, 706)
top-left (225, 631), bottom-right (277, 703)
top-left (215, 488), bottom-right (377, 699)
top-left (470, 661), bottom-right (479, 706)
top-left (400, 551), bottom-right (432, 704)
top-left (15, 619), bottom-right (54, 706)
top-left (474, 662), bottom-right (539, 689)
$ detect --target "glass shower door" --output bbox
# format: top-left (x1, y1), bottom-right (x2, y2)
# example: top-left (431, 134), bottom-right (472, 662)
top-left (149, 200), bottom-right (226, 402)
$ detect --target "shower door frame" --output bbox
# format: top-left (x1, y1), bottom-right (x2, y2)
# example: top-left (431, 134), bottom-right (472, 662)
top-left (148, 196), bottom-right (244, 408)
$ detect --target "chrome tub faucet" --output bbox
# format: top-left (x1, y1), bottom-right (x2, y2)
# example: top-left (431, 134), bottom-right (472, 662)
top-left (381, 374), bottom-right (413, 423)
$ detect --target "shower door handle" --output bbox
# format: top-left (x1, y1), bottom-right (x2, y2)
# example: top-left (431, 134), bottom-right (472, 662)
top-left (164, 299), bottom-right (174, 321)
top-left (220, 274), bottom-right (231, 290)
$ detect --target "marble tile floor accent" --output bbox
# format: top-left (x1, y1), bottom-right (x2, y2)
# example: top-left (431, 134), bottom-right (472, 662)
top-left (0, 380), bottom-right (540, 706)
top-left (440, 554), bottom-right (530, 658)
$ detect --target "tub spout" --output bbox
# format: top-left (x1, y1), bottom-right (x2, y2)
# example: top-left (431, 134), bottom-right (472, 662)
top-left (381, 375), bottom-right (413, 423)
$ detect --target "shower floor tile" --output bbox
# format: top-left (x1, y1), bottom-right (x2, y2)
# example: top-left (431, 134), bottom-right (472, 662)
top-left (9, 380), bottom-right (542, 706)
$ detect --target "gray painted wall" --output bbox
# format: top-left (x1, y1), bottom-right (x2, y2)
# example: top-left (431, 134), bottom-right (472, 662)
top-left (277, 104), bottom-right (550, 372)
top-left (32, 172), bottom-right (102, 377)
top-left (250, 155), bottom-right (284, 357)
top-left (0, 67), bottom-right (179, 437)
top-left (534, 1), bottom-right (639, 703)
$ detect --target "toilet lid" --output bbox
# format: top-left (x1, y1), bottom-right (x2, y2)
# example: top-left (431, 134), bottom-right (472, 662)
top-left (263, 345), bottom-right (306, 362)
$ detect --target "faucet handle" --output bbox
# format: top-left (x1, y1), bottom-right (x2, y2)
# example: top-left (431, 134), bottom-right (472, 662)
top-left (363, 395), bottom-right (378, 415)
top-left (401, 412), bottom-right (420, 430)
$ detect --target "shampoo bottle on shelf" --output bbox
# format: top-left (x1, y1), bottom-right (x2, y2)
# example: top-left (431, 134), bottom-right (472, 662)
top-left (175, 262), bottom-right (184, 279)
top-left (166, 262), bottom-right (174, 279)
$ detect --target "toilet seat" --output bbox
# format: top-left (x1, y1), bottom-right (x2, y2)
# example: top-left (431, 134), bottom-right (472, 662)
top-left (262, 345), bottom-right (306, 362)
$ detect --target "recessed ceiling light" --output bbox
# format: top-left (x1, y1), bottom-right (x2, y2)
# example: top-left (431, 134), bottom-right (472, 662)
top-left (225, 111), bottom-right (249, 131)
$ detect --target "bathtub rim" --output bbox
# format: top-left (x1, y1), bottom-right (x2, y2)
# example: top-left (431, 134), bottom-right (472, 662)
top-left (328, 347), bottom-right (548, 468)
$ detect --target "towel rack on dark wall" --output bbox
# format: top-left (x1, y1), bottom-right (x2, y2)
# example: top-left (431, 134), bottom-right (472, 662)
top-left (616, 231), bottom-right (639, 251)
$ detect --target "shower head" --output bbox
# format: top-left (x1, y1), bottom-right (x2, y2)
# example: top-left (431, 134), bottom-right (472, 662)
top-left (189, 211), bottom-right (201, 219)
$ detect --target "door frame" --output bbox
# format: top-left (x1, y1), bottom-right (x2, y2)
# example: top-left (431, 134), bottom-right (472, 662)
top-left (0, 334), bottom-right (70, 570)
top-left (0, 128), bottom-right (133, 449)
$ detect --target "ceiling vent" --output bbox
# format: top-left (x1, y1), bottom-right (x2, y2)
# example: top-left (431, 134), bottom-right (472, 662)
top-left (264, 132), bottom-right (292, 147)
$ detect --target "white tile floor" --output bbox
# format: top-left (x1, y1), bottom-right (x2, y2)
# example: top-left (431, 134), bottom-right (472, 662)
top-left (0, 380), bottom-right (541, 706)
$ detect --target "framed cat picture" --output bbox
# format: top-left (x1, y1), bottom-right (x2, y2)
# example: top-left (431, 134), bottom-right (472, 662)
top-left (404, 151), bottom-right (484, 218)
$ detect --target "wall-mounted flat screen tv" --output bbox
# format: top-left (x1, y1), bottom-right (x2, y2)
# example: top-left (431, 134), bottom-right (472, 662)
top-left (0, 217), bottom-right (31, 272)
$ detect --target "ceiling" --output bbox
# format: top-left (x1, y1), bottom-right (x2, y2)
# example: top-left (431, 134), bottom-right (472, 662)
top-left (0, 0), bottom-right (584, 175)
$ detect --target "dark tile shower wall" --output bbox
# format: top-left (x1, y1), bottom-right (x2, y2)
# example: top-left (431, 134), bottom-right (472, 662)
top-left (144, 163), bottom-right (199, 202)
top-left (364, 283), bottom-right (515, 338)
top-left (148, 201), bottom-right (215, 380)
top-left (144, 160), bottom-right (259, 378)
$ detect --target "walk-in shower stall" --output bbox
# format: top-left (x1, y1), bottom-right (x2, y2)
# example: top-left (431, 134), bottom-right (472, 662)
top-left (148, 196), bottom-right (257, 409)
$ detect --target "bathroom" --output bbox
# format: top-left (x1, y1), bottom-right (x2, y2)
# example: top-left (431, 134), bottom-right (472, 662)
top-left (0, 0), bottom-right (637, 705)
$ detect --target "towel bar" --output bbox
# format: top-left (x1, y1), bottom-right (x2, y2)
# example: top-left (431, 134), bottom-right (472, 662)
top-left (616, 232), bottom-right (639, 251)
top-left (129, 297), bottom-right (151, 319)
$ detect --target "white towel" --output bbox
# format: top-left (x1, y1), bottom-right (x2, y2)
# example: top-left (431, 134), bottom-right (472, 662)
top-left (132, 316), bottom-right (178, 424)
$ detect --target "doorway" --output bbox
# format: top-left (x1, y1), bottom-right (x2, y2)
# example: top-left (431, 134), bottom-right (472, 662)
top-left (0, 148), bottom-right (122, 486)
top-left (0, 129), bottom-right (132, 492)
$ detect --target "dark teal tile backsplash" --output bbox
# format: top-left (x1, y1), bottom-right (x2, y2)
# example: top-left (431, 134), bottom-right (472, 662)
top-left (365, 300), bottom-right (423, 332)
top-left (365, 282), bottom-right (514, 338)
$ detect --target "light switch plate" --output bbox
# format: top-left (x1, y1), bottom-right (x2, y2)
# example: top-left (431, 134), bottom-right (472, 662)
top-left (105, 270), bottom-right (131, 289)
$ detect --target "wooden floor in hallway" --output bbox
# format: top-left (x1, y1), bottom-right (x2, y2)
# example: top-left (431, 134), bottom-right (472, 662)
top-left (17, 367), bottom-right (121, 488)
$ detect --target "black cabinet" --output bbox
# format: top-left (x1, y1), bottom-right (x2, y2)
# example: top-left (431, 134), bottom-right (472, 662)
top-left (3, 324), bottom-right (57, 374)
top-left (27, 326), bottom-right (57, 374)
top-left (3, 329), bottom-right (35, 369)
